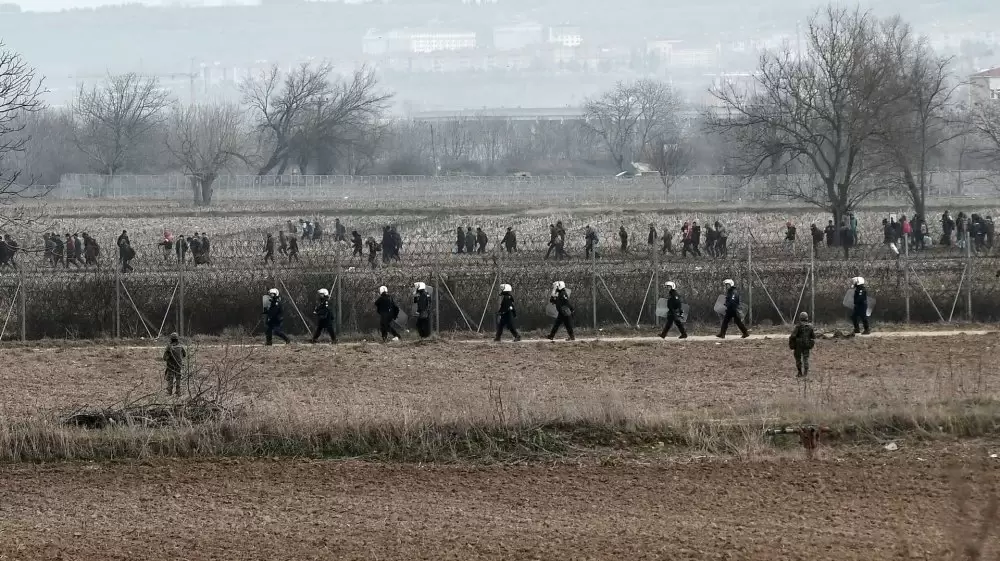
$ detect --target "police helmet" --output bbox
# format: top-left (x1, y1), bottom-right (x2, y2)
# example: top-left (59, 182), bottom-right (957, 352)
top-left (268, 288), bottom-right (279, 297)
top-left (723, 279), bottom-right (735, 288)
top-left (378, 286), bottom-right (388, 295)
top-left (318, 288), bottom-right (330, 297)
top-left (500, 284), bottom-right (512, 293)
top-left (664, 281), bottom-right (676, 290)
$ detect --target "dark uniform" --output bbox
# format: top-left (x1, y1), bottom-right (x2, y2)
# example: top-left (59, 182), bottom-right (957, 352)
top-left (718, 285), bottom-right (749, 338)
top-left (788, 316), bottom-right (816, 378)
top-left (414, 288), bottom-right (433, 338)
top-left (619, 226), bottom-right (629, 254)
top-left (852, 283), bottom-right (870, 334)
top-left (264, 234), bottom-right (275, 263)
top-left (659, 288), bottom-right (688, 339)
top-left (495, 291), bottom-right (521, 342)
top-left (375, 292), bottom-right (402, 341)
top-left (352, 231), bottom-right (363, 257)
top-left (288, 237), bottom-right (300, 262)
top-left (312, 294), bottom-right (337, 344)
top-left (501, 228), bottom-right (517, 253)
top-left (263, 294), bottom-right (291, 345)
top-left (162, 335), bottom-right (186, 396)
top-left (548, 288), bottom-right (575, 341)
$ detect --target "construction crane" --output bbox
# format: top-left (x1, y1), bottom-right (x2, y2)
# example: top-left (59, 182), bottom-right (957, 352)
top-left (69, 59), bottom-right (202, 103)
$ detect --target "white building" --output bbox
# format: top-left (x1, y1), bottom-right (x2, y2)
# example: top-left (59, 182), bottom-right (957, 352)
top-left (409, 30), bottom-right (477, 53)
top-left (970, 67), bottom-right (1000, 104)
top-left (547, 25), bottom-right (582, 48)
top-left (364, 28), bottom-right (476, 55)
top-left (493, 22), bottom-right (543, 51)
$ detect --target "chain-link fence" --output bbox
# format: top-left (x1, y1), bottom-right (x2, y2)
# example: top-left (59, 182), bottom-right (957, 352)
top-left (1, 225), bottom-right (997, 341)
top-left (55, 171), bottom-right (1000, 207)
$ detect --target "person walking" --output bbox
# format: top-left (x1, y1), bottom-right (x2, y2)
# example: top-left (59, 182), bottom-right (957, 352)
top-left (162, 332), bottom-right (187, 396)
top-left (495, 284), bottom-right (521, 342)
top-left (263, 288), bottom-right (291, 345)
top-left (717, 279), bottom-right (749, 339)
top-left (788, 312), bottom-right (816, 378)
top-left (375, 286), bottom-right (402, 342)
top-left (658, 281), bottom-right (688, 339)
top-left (311, 288), bottom-right (337, 344)
top-left (851, 276), bottom-right (871, 335)
top-left (547, 281), bottom-right (575, 341)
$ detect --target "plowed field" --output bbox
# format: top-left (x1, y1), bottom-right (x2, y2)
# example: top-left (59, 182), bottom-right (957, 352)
top-left (1, 445), bottom-right (998, 561)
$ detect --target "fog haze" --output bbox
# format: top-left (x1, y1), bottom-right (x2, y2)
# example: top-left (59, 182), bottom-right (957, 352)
top-left (2, 0), bottom-right (999, 110)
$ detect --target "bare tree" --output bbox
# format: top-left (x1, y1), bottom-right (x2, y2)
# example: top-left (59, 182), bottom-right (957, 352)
top-left (646, 136), bottom-right (695, 199)
top-left (874, 29), bottom-right (958, 218)
top-left (970, 101), bottom-right (1000, 190)
top-left (240, 63), bottom-right (392, 175)
top-left (166, 103), bottom-right (251, 205)
top-left (72, 73), bottom-right (171, 177)
top-left (0, 41), bottom-right (46, 229)
top-left (582, 79), bottom-right (679, 172)
top-left (706, 7), bottom-right (911, 226)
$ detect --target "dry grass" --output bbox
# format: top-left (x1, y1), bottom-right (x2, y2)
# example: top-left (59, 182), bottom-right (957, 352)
top-left (1, 335), bottom-right (999, 463)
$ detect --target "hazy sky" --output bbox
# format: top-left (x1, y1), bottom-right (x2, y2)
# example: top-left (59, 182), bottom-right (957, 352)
top-left (16, 0), bottom-right (143, 11)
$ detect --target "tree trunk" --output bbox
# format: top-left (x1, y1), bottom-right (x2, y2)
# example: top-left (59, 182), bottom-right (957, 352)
top-left (201, 176), bottom-right (215, 205)
top-left (903, 169), bottom-right (927, 220)
top-left (659, 173), bottom-right (671, 201)
top-left (190, 176), bottom-right (200, 205)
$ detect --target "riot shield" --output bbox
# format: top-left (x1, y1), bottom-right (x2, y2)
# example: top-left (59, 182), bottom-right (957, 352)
top-left (713, 294), bottom-right (727, 315)
top-left (655, 298), bottom-right (670, 318)
top-left (261, 295), bottom-right (271, 311)
top-left (394, 308), bottom-right (409, 325)
top-left (545, 303), bottom-right (559, 318)
top-left (655, 299), bottom-right (690, 320)
top-left (842, 289), bottom-right (876, 317)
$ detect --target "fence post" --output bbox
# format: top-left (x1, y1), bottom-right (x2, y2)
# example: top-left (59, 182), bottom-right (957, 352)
top-left (336, 241), bottom-right (343, 334)
top-left (591, 248), bottom-right (597, 330)
top-left (177, 258), bottom-right (185, 338)
top-left (433, 269), bottom-right (440, 335)
top-left (904, 236), bottom-right (910, 324)
top-left (18, 266), bottom-right (26, 341)
top-left (965, 234), bottom-right (973, 321)
top-left (652, 243), bottom-right (659, 325)
top-left (114, 261), bottom-right (121, 339)
top-left (810, 239), bottom-right (815, 323)
top-left (747, 230), bottom-right (753, 326)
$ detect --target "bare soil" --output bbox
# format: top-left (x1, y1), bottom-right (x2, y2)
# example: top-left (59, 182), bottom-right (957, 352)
top-left (1, 444), bottom-right (998, 561)
top-left (2, 333), bottom-right (998, 421)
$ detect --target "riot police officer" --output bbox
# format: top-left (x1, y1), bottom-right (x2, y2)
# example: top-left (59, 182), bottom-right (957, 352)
top-left (495, 284), bottom-right (521, 342)
top-left (717, 279), bottom-right (749, 339)
top-left (659, 281), bottom-right (688, 339)
top-left (311, 288), bottom-right (337, 344)
top-left (548, 281), bottom-right (575, 341)
top-left (851, 276), bottom-right (871, 335)
top-left (263, 288), bottom-right (291, 345)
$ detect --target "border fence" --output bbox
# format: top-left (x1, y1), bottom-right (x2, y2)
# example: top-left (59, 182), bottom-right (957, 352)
top-left (1, 226), bottom-right (997, 342)
top-left (55, 171), bottom-right (1000, 207)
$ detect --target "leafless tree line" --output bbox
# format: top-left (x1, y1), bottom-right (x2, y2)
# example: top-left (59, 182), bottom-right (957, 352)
top-left (705, 6), bottom-right (1000, 225)
top-left (4, 8), bottom-right (1000, 212)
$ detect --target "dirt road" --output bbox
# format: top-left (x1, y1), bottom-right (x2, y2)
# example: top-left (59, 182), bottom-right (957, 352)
top-left (1, 444), bottom-right (997, 561)
top-left (2, 332), bottom-right (998, 420)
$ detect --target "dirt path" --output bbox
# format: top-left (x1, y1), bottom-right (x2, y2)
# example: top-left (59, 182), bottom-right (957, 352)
top-left (0, 445), bottom-right (997, 561)
top-left (2, 332), bottom-right (998, 422)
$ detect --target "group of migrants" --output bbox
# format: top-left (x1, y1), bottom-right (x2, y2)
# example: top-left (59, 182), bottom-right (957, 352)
top-left (939, 211), bottom-right (995, 253)
top-left (36, 232), bottom-right (103, 269)
top-left (0, 234), bottom-right (19, 269)
top-left (537, 220), bottom-right (732, 261)
top-left (159, 231), bottom-right (212, 266)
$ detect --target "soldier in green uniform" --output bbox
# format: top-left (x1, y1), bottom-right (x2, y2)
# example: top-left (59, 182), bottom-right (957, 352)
top-left (788, 312), bottom-right (816, 378)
